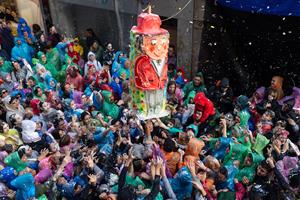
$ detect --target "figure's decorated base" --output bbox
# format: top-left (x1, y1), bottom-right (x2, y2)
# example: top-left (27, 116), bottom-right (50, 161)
top-left (136, 110), bottom-right (170, 120)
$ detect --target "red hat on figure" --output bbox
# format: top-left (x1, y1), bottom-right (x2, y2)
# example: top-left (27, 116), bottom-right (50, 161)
top-left (131, 8), bottom-right (168, 35)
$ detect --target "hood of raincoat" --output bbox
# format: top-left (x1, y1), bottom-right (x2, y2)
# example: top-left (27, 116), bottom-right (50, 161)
top-left (185, 137), bottom-right (205, 157)
top-left (276, 156), bottom-right (299, 183)
top-left (169, 166), bottom-right (193, 200)
top-left (184, 90), bottom-right (196, 106)
top-left (101, 90), bottom-right (120, 120)
top-left (224, 142), bottom-right (249, 166)
top-left (186, 124), bottom-right (198, 135)
top-left (14, 37), bottom-right (22, 45)
top-left (37, 51), bottom-right (46, 64)
top-left (235, 152), bottom-right (264, 183)
top-left (253, 87), bottom-right (265, 104)
top-left (21, 120), bottom-right (40, 143)
top-left (194, 71), bottom-right (205, 86)
top-left (193, 92), bottom-right (215, 123)
top-left (114, 51), bottom-right (123, 63)
top-left (30, 99), bottom-right (41, 115)
top-left (120, 57), bottom-right (127, 68)
top-left (44, 74), bottom-right (57, 91)
top-left (4, 151), bottom-right (27, 172)
top-left (87, 51), bottom-right (96, 60)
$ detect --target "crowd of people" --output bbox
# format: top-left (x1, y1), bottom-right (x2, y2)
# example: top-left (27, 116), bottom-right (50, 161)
top-left (0, 11), bottom-right (299, 200)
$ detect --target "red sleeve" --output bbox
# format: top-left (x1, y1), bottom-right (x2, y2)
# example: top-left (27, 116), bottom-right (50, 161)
top-left (235, 182), bottom-right (246, 200)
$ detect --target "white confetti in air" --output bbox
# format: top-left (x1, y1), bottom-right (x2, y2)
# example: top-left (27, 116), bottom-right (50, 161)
top-left (282, 32), bottom-right (286, 35)
top-left (249, 42), bottom-right (252, 45)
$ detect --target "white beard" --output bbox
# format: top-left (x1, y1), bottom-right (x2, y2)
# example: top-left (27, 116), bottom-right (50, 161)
top-left (151, 57), bottom-right (166, 77)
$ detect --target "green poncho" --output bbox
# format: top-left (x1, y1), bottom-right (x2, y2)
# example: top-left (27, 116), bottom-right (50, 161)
top-left (184, 90), bottom-right (196, 106)
top-left (46, 48), bottom-right (61, 71)
top-left (235, 152), bottom-right (264, 183)
top-left (223, 142), bottom-right (249, 166)
top-left (101, 90), bottom-right (120, 120)
top-left (183, 72), bottom-right (207, 98)
top-left (252, 133), bottom-right (269, 156)
top-left (4, 151), bottom-right (27, 172)
top-left (38, 51), bottom-right (58, 79)
top-left (239, 110), bottom-right (250, 128)
top-left (0, 57), bottom-right (13, 74)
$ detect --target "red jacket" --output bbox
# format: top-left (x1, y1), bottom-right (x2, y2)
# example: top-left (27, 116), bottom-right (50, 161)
top-left (193, 92), bottom-right (216, 123)
top-left (134, 55), bottom-right (168, 90)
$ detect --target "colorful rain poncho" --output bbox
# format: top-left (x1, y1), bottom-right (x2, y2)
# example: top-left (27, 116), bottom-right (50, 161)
top-left (11, 173), bottom-right (36, 200)
top-left (4, 151), bottom-right (27, 173)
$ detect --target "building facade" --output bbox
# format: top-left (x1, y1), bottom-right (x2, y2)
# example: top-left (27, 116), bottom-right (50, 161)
top-left (48, 0), bottom-right (201, 78)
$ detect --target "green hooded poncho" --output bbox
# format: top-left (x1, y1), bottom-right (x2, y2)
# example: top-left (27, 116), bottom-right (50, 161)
top-left (0, 57), bottom-right (13, 74)
top-left (45, 47), bottom-right (61, 71)
top-left (183, 72), bottom-right (207, 99)
top-left (235, 152), bottom-right (264, 183)
top-left (223, 142), bottom-right (249, 166)
top-left (4, 151), bottom-right (27, 172)
top-left (184, 90), bottom-right (196, 106)
top-left (37, 51), bottom-right (58, 79)
top-left (101, 90), bottom-right (120, 120)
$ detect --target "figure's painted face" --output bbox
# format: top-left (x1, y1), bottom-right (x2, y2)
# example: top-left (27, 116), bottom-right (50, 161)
top-left (143, 34), bottom-right (169, 60)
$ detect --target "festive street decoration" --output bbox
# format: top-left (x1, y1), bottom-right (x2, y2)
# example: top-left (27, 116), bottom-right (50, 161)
top-left (129, 7), bottom-right (170, 120)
